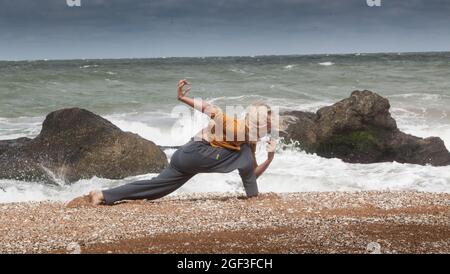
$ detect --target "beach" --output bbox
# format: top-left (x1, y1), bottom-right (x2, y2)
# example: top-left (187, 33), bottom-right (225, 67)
top-left (2, 54), bottom-right (450, 203)
top-left (1, 0), bottom-right (449, 257)
top-left (1, 191), bottom-right (449, 254)
top-left (1, 57), bottom-right (450, 253)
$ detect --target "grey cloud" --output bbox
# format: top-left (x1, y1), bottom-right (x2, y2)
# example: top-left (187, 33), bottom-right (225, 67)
top-left (0, 0), bottom-right (449, 60)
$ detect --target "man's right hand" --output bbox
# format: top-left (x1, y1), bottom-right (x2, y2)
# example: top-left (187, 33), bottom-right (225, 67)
top-left (177, 79), bottom-right (190, 99)
top-left (266, 138), bottom-right (277, 160)
top-left (176, 79), bottom-right (216, 117)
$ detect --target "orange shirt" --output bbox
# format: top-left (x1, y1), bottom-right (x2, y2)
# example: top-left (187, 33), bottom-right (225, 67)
top-left (208, 111), bottom-right (258, 168)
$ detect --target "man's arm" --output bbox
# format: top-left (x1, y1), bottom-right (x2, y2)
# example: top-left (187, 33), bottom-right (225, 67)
top-left (177, 79), bottom-right (217, 117)
top-left (254, 139), bottom-right (276, 178)
top-left (241, 140), bottom-right (275, 199)
top-left (254, 156), bottom-right (274, 178)
top-left (239, 165), bottom-right (259, 198)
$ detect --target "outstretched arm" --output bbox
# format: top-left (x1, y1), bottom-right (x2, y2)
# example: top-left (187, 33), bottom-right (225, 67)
top-left (177, 79), bottom-right (217, 117)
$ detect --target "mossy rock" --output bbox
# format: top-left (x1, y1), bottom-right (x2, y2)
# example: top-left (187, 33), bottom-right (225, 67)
top-left (281, 90), bottom-right (450, 166)
top-left (315, 129), bottom-right (386, 162)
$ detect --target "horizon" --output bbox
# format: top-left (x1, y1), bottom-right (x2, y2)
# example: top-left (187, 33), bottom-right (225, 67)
top-left (1, 50), bottom-right (449, 63)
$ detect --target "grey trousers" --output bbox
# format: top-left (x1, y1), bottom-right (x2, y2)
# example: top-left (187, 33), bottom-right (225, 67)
top-left (102, 140), bottom-right (258, 205)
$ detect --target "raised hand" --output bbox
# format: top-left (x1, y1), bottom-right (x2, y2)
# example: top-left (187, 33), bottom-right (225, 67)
top-left (266, 138), bottom-right (277, 160)
top-left (177, 79), bottom-right (191, 99)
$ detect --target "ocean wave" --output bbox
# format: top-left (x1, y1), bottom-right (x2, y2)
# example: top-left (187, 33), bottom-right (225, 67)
top-left (229, 68), bottom-right (254, 75)
top-left (391, 107), bottom-right (423, 118)
top-left (105, 78), bottom-right (121, 82)
top-left (0, 117), bottom-right (43, 140)
top-left (284, 64), bottom-right (297, 69)
top-left (319, 62), bottom-right (334, 66)
top-left (1, 94), bottom-right (449, 203)
top-left (387, 93), bottom-right (450, 100)
top-left (207, 94), bottom-right (265, 103)
top-left (207, 93), bottom-right (329, 109)
top-left (1, 146), bottom-right (449, 203)
top-left (80, 64), bottom-right (99, 69)
top-left (1, 120), bottom-right (450, 203)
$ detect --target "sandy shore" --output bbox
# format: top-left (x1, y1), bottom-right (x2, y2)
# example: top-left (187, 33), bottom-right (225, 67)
top-left (1, 191), bottom-right (449, 254)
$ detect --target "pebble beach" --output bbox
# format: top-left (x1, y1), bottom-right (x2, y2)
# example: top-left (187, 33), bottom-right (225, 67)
top-left (1, 191), bottom-right (449, 254)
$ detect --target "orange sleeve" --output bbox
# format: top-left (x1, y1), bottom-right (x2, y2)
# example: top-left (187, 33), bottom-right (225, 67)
top-left (214, 112), bottom-right (244, 141)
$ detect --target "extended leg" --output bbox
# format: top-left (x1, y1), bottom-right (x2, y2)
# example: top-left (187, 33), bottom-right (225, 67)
top-left (102, 164), bottom-right (194, 205)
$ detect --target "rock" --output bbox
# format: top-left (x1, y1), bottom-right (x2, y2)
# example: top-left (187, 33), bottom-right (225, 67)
top-left (281, 90), bottom-right (450, 166)
top-left (0, 108), bottom-right (168, 183)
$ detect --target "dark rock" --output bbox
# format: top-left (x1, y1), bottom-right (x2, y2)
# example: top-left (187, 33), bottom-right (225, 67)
top-left (0, 108), bottom-right (168, 184)
top-left (282, 90), bottom-right (450, 166)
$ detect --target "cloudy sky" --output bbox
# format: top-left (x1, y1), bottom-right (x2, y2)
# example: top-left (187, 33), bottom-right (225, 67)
top-left (1, 0), bottom-right (449, 60)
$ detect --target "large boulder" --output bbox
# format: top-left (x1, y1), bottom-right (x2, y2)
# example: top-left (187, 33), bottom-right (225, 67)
top-left (282, 90), bottom-right (450, 166)
top-left (0, 108), bottom-right (168, 184)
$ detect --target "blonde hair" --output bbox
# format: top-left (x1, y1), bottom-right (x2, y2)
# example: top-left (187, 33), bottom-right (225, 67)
top-left (245, 102), bottom-right (288, 138)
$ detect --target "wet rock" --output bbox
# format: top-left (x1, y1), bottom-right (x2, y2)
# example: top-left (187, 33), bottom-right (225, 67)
top-left (0, 108), bottom-right (167, 183)
top-left (282, 90), bottom-right (450, 166)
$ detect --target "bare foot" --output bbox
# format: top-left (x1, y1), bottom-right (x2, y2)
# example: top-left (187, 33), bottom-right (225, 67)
top-left (65, 195), bottom-right (91, 208)
top-left (89, 190), bottom-right (105, 206)
top-left (65, 190), bottom-right (105, 207)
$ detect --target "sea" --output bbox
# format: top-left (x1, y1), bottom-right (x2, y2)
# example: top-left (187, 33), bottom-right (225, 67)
top-left (1, 52), bottom-right (449, 203)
